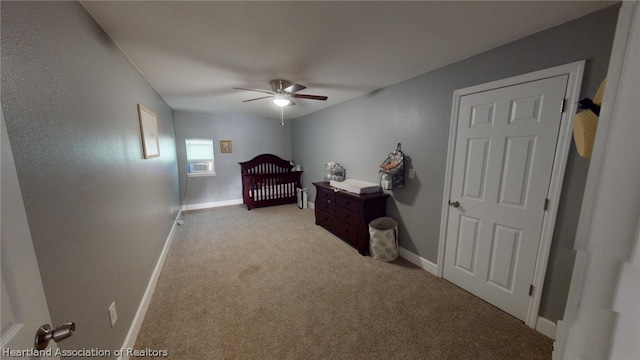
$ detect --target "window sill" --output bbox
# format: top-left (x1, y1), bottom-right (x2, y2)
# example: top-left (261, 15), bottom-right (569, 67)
top-left (187, 172), bottom-right (217, 177)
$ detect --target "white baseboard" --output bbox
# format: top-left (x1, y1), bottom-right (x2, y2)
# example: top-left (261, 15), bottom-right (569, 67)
top-left (117, 211), bottom-right (182, 360)
top-left (536, 316), bottom-right (557, 340)
top-left (308, 201), bottom-right (315, 210)
top-left (181, 198), bottom-right (243, 211)
top-left (398, 247), bottom-right (439, 276)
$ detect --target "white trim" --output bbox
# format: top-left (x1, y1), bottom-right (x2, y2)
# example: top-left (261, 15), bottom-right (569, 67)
top-left (186, 171), bottom-right (216, 177)
top-left (528, 61), bottom-right (584, 328)
top-left (536, 317), bottom-right (557, 340)
top-left (437, 61), bottom-right (585, 329)
top-left (181, 198), bottom-right (243, 211)
top-left (308, 201), bottom-right (315, 210)
top-left (437, 86), bottom-right (462, 278)
top-left (561, 0), bottom-right (635, 332)
top-left (554, 319), bottom-right (568, 357)
top-left (117, 211), bottom-right (182, 360)
top-left (398, 247), bottom-right (438, 276)
top-left (554, 3), bottom-right (638, 359)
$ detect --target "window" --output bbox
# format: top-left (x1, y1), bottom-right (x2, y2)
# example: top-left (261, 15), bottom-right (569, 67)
top-left (185, 138), bottom-right (215, 176)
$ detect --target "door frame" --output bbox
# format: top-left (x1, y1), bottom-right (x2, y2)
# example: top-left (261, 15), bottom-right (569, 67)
top-left (1, 108), bottom-right (57, 354)
top-left (437, 61), bottom-right (585, 329)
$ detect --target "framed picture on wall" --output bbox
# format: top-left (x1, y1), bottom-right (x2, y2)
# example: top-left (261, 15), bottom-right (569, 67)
top-left (137, 104), bottom-right (159, 159)
top-left (220, 140), bottom-right (232, 153)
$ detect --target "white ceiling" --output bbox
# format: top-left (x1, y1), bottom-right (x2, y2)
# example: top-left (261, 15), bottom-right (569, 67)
top-left (81, 1), bottom-right (615, 120)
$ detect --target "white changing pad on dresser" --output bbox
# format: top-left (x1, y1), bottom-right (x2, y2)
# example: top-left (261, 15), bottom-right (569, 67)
top-left (330, 179), bottom-right (381, 194)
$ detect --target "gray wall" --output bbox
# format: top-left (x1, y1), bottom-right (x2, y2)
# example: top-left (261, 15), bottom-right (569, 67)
top-left (292, 5), bottom-right (619, 322)
top-left (174, 111), bottom-right (291, 206)
top-left (1, 1), bottom-right (179, 354)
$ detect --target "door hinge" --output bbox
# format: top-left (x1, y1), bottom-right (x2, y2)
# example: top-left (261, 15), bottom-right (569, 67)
top-left (561, 98), bottom-right (567, 113)
top-left (544, 198), bottom-right (550, 211)
top-left (529, 284), bottom-right (534, 296)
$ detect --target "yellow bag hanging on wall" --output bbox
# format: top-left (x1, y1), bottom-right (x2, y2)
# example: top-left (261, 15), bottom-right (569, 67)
top-left (573, 79), bottom-right (606, 158)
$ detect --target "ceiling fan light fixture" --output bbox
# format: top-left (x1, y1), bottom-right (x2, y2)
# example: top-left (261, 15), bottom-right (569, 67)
top-left (236, 80), bottom-right (326, 108)
top-left (273, 94), bottom-right (291, 107)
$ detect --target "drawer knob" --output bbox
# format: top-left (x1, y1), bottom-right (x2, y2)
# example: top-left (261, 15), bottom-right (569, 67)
top-left (327, 200), bottom-right (331, 203)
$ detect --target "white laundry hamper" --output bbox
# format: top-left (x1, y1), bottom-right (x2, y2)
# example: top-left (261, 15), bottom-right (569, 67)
top-left (368, 217), bottom-right (399, 262)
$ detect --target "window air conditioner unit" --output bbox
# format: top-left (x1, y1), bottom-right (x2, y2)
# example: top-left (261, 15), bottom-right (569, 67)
top-left (189, 161), bottom-right (213, 173)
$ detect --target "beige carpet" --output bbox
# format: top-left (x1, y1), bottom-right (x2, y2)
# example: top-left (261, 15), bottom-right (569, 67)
top-left (134, 204), bottom-right (552, 359)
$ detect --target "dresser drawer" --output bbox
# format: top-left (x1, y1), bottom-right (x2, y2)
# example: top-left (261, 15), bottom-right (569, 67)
top-left (316, 187), bottom-right (336, 203)
top-left (316, 198), bottom-right (335, 216)
top-left (317, 214), bottom-right (358, 246)
top-left (335, 196), bottom-right (360, 212)
top-left (335, 205), bottom-right (359, 228)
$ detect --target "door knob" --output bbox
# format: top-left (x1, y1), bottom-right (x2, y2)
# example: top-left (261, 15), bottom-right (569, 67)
top-left (35, 322), bottom-right (75, 350)
top-left (449, 200), bottom-right (460, 208)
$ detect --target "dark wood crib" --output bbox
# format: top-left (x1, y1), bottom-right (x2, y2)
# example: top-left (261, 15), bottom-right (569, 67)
top-left (239, 154), bottom-right (303, 210)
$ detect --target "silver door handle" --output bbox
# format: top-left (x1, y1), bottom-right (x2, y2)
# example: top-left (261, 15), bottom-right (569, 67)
top-left (449, 200), bottom-right (460, 208)
top-left (35, 322), bottom-right (75, 350)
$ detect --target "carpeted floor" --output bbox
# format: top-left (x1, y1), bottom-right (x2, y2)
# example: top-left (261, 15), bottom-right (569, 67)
top-left (134, 204), bottom-right (552, 359)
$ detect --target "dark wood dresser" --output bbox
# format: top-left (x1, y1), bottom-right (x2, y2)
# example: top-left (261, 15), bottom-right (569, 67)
top-left (313, 182), bottom-right (390, 255)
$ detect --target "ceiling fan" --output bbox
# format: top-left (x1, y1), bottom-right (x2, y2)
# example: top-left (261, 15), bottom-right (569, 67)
top-left (234, 80), bottom-right (328, 107)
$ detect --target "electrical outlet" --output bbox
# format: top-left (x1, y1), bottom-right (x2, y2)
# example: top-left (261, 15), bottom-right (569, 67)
top-left (108, 302), bottom-right (118, 327)
top-left (408, 168), bottom-right (416, 179)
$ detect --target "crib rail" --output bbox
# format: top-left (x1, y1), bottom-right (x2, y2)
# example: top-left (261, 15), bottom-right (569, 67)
top-left (239, 154), bottom-right (292, 175)
top-left (243, 172), bottom-right (300, 200)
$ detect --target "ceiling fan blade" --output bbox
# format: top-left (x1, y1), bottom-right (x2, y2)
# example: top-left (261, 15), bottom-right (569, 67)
top-left (242, 96), bottom-right (273, 102)
top-left (292, 94), bottom-right (328, 101)
top-left (284, 83), bottom-right (306, 93)
top-left (287, 98), bottom-right (296, 106)
top-left (233, 87), bottom-right (274, 95)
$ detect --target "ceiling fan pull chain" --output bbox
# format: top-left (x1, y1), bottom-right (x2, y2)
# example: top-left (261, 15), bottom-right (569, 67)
top-left (280, 107), bottom-right (284, 126)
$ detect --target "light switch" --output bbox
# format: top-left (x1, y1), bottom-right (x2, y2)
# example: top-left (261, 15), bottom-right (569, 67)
top-left (108, 302), bottom-right (118, 327)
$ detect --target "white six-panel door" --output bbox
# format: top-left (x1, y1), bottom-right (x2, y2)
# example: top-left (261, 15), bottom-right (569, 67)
top-left (443, 75), bottom-right (568, 321)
